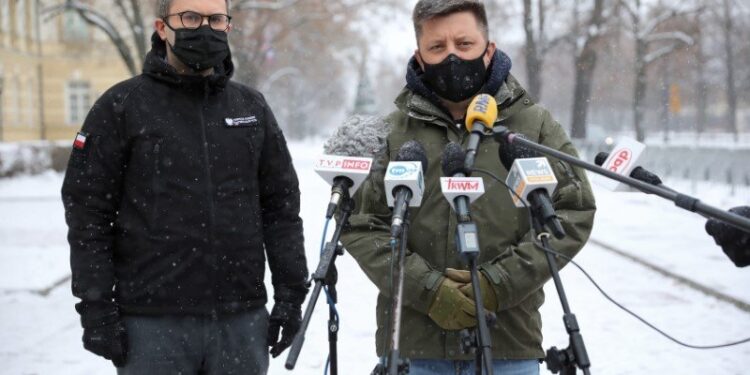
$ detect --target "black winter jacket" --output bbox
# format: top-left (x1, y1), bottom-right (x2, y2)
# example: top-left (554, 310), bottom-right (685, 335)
top-left (61, 34), bottom-right (308, 319)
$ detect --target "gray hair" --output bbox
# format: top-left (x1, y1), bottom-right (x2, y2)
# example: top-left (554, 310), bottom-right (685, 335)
top-left (412, 0), bottom-right (489, 43)
top-left (156, 0), bottom-right (231, 17)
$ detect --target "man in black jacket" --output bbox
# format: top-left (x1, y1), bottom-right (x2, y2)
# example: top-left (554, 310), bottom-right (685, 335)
top-left (60, 0), bottom-right (308, 373)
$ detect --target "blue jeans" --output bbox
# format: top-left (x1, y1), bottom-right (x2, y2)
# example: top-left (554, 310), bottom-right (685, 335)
top-left (116, 308), bottom-right (269, 375)
top-left (408, 359), bottom-right (540, 375)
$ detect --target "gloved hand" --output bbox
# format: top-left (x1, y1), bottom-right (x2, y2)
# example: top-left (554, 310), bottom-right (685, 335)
top-left (78, 302), bottom-right (128, 367)
top-left (82, 319), bottom-right (128, 367)
top-left (267, 301), bottom-right (302, 358)
top-left (427, 276), bottom-right (478, 330)
top-left (705, 206), bottom-right (750, 268)
top-left (445, 268), bottom-right (498, 312)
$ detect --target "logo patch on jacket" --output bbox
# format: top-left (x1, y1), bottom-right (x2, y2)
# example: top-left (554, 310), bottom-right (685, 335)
top-left (73, 132), bottom-right (88, 150)
top-left (225, 116), bottom-right (258, 127)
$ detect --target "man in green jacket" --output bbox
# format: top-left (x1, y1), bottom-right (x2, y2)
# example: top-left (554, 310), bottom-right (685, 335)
top-left (338, 0), bottom-right (596, 374)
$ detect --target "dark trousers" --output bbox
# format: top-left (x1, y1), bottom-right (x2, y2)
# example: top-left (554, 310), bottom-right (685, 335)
top-left (117, 307), bottom-right (269, 375)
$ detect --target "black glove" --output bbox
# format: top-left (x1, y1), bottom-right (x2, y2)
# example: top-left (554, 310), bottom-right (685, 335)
top-left (77, 302), bottom-right (128, 367)
top-left (705, 206), bottom-right (750, 268)
top-left (267, 301), bottom-right (302, 358)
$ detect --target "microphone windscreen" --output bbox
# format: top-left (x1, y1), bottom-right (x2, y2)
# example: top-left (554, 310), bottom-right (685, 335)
top-left (594, 152), bottom-right (609, 167)
top-left (497, 134), bottom-right (539, 170)
top-left (324, 115), bottom-right (391, 157)
top-left (396, 140), bottom-right (429, 173)
top-left (441, 142), bottom-right (467, 176)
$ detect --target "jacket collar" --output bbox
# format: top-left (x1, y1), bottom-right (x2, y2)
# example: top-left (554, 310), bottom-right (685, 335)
top-left (142, 32), bottom-right (234, 93)
top-left (397, 49), bottom-right (532, 129)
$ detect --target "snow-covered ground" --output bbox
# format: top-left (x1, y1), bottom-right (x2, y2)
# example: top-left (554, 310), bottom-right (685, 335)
top-left (0, 140), bottom-right (748, 374)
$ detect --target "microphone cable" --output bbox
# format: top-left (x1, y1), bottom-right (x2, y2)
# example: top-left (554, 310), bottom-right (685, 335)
top-left (471, 167), bottom-right (750, 350)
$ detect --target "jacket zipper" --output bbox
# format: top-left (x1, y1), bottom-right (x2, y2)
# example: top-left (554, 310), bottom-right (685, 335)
top-left (152, 141), bottom-right (162, 224)
top-left (198, 93), bottom-right (218, 311)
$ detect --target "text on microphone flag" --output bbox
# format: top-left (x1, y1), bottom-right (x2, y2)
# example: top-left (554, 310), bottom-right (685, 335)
top-left (604, 149), bottom-right (632, 173)
top-left (447, 178), bottom-right (481, 191)
top-left (315, 156), bottom-right (372, 171)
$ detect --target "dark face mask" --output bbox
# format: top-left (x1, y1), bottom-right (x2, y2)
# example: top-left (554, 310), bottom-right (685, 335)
top-left (167, 25), bottom-right (230, 72)
top-left (421, 45), bottom-right (489, 103)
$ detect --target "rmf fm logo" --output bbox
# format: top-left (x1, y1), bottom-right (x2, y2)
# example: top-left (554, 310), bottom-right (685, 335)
top-left (473, 94), bottom-right (491, 114)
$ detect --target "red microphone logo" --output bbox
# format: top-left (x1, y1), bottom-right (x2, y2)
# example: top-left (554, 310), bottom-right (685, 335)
top-left (607, 149), bottom-right (632, 173)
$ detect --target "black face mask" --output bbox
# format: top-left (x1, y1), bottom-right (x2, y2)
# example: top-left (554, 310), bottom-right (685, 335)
top-left (167, 25), bottom-right (230, 72)
top-left (421, 45), bottom-right (489, 103)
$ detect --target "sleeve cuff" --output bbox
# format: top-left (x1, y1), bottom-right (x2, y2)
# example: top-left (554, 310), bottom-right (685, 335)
top-left (478, 263), bottom-right (513, 311)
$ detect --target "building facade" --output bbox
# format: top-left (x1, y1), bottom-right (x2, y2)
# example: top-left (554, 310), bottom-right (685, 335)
top-left (0, 0), bottom-right (131, 142)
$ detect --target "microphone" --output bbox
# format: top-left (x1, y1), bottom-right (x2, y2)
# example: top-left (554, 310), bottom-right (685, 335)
top-left (314, 155), bottom-right (373, 218)
top-left (498, 138), bottom-right (566, 239)
top-left (385, 141), bottom-right (428, 239)
top-left (706, 206), bottom-right (750, 268)
top-left (440, 143), bottom-right (486, 257)
top-left (464, 94), bottom-right (499, 172)
top-left (441, 142), bottom-right (485, 214)
top-left (593, 138), bottom-right (647, 191)
top-left (594, 152), bottom-right (663, 187)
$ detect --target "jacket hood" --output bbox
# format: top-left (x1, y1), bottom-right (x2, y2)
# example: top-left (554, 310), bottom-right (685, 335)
top-left (405, 49), bottom-right (513, 114)
top-left (142, 32), bottom-right (234, 91)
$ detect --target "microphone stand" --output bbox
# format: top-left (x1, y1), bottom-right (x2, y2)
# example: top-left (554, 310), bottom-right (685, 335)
top-left (454, 211), bottom-right (495, 375)
top-left (458, 122), bottom-right (496, 375)
top-left (285, 195), bottom-right (355, 374)
top-left (372, 212), bottom-right (412, 375)
top-left (527, 195), bottom-right (591, 375)
top-left (492, 126), bottom-right (750, 233)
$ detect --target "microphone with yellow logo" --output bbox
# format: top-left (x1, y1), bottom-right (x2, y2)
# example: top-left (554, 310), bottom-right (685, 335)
top-left (464, 94), bottom-right (498, 172)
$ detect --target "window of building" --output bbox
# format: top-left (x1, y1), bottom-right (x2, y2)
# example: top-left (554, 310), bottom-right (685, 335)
top-left (1, 0), bottom-right (9, 34)
top-left (0, 71), bottom-right (4, 131)
top-left (66, 80), bottom-right (90, 126)
top-left (10, 77), bottom-right (20, 126)
top-left (25, 78), bottom-right (35, 128)
top-left (16, 0), bottom-right (25, 39)
top-left (62, 10), bottom-right (89, 42)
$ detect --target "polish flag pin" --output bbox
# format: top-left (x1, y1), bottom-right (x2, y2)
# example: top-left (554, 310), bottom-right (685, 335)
top-left (73, 132), bottom-right (88, 150)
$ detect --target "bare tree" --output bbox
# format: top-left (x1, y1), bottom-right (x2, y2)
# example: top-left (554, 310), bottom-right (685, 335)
top-left (42, 0), bottom-right (150, 76)
top-left (720, 0), bottom-right (738, 141)
top-left (693, 11), bottom-right (708, 136)
top-left (619, 0), bottom-right (694, 141)
top-left (41, 0), bottom-right (300, 77)
top-left (523, 0), bottom-right (544, 101)
top-left (569, 0), bottom-right (613, 140)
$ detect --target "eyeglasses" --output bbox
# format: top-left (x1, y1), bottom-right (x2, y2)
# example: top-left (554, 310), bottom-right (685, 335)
top-left (164, 11), bottom-right (232, 32)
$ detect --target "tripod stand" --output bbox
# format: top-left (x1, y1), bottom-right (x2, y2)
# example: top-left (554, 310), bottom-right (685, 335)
top-left (285, 197), bottom-right (355, 374)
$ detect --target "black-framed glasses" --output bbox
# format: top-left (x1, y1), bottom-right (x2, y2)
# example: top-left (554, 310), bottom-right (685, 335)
top-left (164, 11), bottom-right (232, 31)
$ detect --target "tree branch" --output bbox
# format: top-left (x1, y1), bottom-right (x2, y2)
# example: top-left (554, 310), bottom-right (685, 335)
top-left (645, 31), bottom-right (693, 45)
top-left (231, 0), bottom-right (300, 12)
top-left (42, 1), bottom-right (138, 76)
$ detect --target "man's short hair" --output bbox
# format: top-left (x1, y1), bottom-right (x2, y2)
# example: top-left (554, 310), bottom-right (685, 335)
top-left (412, 0), bottom-right (489, 43)
top-left (156, 0), bottom-right (231, 17)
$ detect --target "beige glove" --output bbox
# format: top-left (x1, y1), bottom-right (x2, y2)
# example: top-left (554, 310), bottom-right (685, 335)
top-left (444, 268), bottom-right (499, 312)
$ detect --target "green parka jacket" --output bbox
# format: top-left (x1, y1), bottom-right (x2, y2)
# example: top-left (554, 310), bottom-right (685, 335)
top-left (340, 71), bottom-right (596, 360)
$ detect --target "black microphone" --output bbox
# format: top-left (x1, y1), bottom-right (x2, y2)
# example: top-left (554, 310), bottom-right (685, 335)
top-left (498, 137), bottom-right (566, 238)
top-left (441, 142), bottom-right (473, 223)
top-left (706, 206), bottom-right (750, 268)
top-left (387, 141), bottom-right (428, 239)
top-left (442, 142), bottom-right (469, 177)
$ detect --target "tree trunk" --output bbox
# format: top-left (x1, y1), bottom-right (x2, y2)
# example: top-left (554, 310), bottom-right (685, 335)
top-left (633, 62), bottom-right (648, 142)
top-left (723, 0), bottom-right (738, 142)
top-left (659, 60), bottom-right (670, 142)
top-left (571, 47), bottom-right (597, 140)
top-left (523, 0), bottom-right (542, 101)
top-left (695, 23), bottom-right (707, 136)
